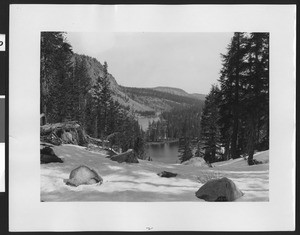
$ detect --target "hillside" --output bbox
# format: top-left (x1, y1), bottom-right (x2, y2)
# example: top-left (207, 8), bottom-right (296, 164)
top-left (152, 86), bottom-right (190, 96)
top-left (75, 53), bottom-right (205, 114)
top-left (191, 93), bottom-right (207, 100)
top-left (120, 86), bottom-right (204, 114)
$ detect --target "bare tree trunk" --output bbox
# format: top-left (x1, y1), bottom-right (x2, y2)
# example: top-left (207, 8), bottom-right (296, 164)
top-left (224, 140), bottom-right (230, 160)
top-left (94, 114), bottom-right (98, 138)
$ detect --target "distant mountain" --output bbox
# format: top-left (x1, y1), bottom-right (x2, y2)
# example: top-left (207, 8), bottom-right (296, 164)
top-left (191, 93), bottom-right (207, 100)
top-left (75, 53), bottom-right (205, 115)
top-left (120, 86), bottom-right (204, 114)
top-left (152, 86), bottom-right (206, 101)
top-left (152, 86), bottom-right (189, 96)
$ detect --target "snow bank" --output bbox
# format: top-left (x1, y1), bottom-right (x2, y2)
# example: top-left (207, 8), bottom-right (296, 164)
top-left (41, 145), bottom-right (269, 202)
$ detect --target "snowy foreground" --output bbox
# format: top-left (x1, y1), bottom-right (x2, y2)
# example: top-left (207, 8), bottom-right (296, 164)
top-left (41, 145), bottom-right (269, 202)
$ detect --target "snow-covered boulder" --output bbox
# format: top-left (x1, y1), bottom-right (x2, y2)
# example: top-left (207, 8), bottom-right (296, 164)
top-left (195, 177), bottom-right (243, 201)
top-left (182, 157), bottom-right (209, 167)
top-left (64, 165), bottom-right (103, 187)
top-left (109, 149), bottom-right (139, 163)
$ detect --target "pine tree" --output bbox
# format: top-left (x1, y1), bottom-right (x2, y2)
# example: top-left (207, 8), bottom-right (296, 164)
top-left (88, 75), bottom-right (102, 138)
top-left (40, 32), bottom-right (73, 123)
top-left (218, 32), bottom-right (269, 164)
top-left (100, 62), bottom-right (111, 135)
top-left (219, 32), bottom-right (248, 159)
top-left (194, 141), bottom-right (202, 158)
top-left (178, 137), bottom-right (193, 163)
top-left (200, 85), bottom-right (221, 163)
top-left (72, 56), bottom-right (90, 127)
top-left (240, 33), bottom-right (269, 164)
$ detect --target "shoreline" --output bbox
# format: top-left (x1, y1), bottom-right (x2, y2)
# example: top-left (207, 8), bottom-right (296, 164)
top-left (146, 139), bottom-right (179, 145)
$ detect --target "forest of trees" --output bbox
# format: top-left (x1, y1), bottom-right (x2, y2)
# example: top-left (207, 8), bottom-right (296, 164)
top-left (200, 32), bottom-right (269, 165)
top-left (145, 105), bottom-right (202, 142)
top-left (40, 32), bottom-right (145, 156)
top-left (145, 105), bottom-right (203, 163)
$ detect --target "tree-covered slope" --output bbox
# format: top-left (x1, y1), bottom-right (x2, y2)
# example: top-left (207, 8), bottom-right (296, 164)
top-left (74, 53), bottom-right (205, 114)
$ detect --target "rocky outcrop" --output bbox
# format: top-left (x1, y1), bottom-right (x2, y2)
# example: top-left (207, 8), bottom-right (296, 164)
top-left (195, 177), bottom-right (243, 202)
top-left (109, 149), bottom-right (139, 163)
top-left (40, 146), bottom-right (64, 164)
top-left (157, 171), bottom-right (177, 178)
top-left (64, 165), bottom-right (103, 187)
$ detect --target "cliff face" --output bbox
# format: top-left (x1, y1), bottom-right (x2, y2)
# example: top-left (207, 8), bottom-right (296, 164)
top-left (75, 53), bottom-right (205, 114)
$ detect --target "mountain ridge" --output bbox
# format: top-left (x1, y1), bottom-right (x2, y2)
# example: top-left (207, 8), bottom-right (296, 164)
top-left (75, 53), bottom-right (205, 114)
top-left (151, 86), bottom-right (206, 101)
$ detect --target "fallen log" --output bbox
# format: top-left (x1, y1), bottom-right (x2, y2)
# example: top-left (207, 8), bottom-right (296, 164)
top-left (40, 121), bottom-right (88, 146)
top-left (108, 149), bottom-right (139, 163)
top-left (86, 135), bottom-right (109, 147)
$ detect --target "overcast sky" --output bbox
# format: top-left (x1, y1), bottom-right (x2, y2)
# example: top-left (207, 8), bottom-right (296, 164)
top-left (66, 32), bottom-right (233, 95)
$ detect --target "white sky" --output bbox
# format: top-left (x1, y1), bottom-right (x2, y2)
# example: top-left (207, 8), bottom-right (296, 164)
top-left (66, 32), bottom-right (233, 95)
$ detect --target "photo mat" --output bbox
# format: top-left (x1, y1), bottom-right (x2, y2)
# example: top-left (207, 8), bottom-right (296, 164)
top-left (10, 5), bottom-right (295, 231)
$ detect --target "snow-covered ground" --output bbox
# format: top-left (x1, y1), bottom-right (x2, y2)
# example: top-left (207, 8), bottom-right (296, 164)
top-left (41, 145), bottom-right (269, 202)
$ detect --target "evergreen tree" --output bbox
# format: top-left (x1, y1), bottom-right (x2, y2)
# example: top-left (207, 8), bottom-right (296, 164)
top-left (72, 56), bottom-right (90, 127)
top-left (240, 33), bottom-right (269, 164)
top-left (88, 75), bottom-right (102, 138)
top-left (98, 61), bottom-right (112, 137)
top-left (218, 32), bottom-right (269, 164)
top-left (178, 137), bottom-right (193, 163)
top-left (40, 32), bottom-right (73, 123)
top-left (200, 85), bottom-right (221, 163)
top-left (194, 141), bottom-right (202, 158)
top-left (133, 134), bottom-right (146, 159)
top-left (219, 32), bottom-right (248, 159)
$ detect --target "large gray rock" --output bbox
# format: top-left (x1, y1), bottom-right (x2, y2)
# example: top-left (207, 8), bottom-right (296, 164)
top-left (195, 177), bottom-right (243, 201)
top-left (40, 146), bottom-right (64, 164)
top-left (64, 165), bottom-right (103, 187)
top-left (109, 149), bottom-right (139, 163)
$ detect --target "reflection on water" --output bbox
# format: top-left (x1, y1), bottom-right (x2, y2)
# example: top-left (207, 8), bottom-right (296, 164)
top-left (137, 116), bottom-right (160, 131)
top-left (146, 141), bottom-right (179, 164)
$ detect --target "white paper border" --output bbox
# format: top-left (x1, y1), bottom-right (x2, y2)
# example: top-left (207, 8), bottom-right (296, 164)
top-left (9, 5), bottom-right (296, 231)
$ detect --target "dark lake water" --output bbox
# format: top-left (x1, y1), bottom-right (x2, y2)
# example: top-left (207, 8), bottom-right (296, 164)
top-left (146, 141), bottom-right (180, 164)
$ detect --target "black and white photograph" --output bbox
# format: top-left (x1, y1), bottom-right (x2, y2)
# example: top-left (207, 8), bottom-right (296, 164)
top-left (9, 4), bottom-right (295, 231)
top-left (40, 32), bottom-right (269, 202)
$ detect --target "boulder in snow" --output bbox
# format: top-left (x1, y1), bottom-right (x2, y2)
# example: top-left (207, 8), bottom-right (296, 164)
top-left (157, 171), bottom-right (178, 178)
top-left (109, 149), bottom-right (139, 163)
top-left (40, 146), bottom-right (64, 164)
top-left (195, 177), bottom-right (243, 201)
top-left (64, 165), bottom-right (103, 187)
